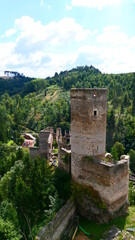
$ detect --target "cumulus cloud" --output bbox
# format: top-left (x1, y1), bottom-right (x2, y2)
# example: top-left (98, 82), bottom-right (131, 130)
top-left (15, 16), bottom-right (90, 47)
top-left (66, 4), bottom-right (72, 10)
top-left (71, 0), bottom-right (121, 9)
top-left (74, 26), bottom-right (135, 74)
top-left (1, 15), bottom-right (135, 78)
top-left (97, 26), bottom-right (128, 45)
top-left (0, 16), bottom-right (91, 77)
top-left (5, 28), bottom-right (16, 37)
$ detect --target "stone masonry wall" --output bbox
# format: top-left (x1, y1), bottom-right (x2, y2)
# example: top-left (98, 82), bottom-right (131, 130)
top-left (71, 88), bottom-right (107, 159)
top-left (36, 198), bottom-right (76, 240)
top-left (72, 155), bottom-right (129, 213)
top-left (58, 143), bottom-right (71, 174)
top-left (71, 88), bottom-right (129, 222)
top-left (29, 147), bottom-right (40, 158)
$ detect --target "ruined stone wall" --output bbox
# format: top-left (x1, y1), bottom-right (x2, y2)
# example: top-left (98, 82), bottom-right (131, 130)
top-left (29, 147), bottom-right (40, 158)
top-left (72, 155), bottom-right (129, 220)
top-left (39, 131), bottom-right (50, 151)
top-left (39, 131), bottom-right (50, 159)
top-left (56, 128), bottom-right (62, 143)
top-left (36, 198), bottom-right (76, 240)
top-left (58, 142), bottom-right (71, 174)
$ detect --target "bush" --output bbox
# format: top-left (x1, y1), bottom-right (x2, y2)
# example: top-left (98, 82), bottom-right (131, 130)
top-left (111, 142), bottom-right (125, 161)
top-left (54, 168), bottom-right (71, 201)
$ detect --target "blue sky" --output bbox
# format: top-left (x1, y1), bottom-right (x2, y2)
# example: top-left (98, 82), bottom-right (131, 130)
top-left (0, 0), bottom-right (135, 77)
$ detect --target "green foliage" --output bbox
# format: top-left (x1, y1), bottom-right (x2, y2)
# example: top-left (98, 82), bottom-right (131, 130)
top-left (82, 156), bottom-right (94, 161)
top-left (54, 168), bottom-right (71, 201)
top-left (0, 201), bottom-right (19, 227)
top-left (44, 192), bottom-right (64, 221)
top-left (1, 65), bottom-right (135, 237)
top-left (0, 143), bottom-right (18, 177)
top-left (111, 146), bottom-right (119, 162)
top-left (129, 149), bottom-right (135, 173)
top-left (106, 109), bottom-right (115, 151)
top-left (129, 182), bottom-right (135, 205)
top-left (111, 142), bottom-right (125, 161)
top-left (0, 66), bottom-right (135, 155)
top-left (0, 154), bottom-right (57, 238)
top-left (0, 217), bottom-right (22, 240)
top-left (61, 153), bottom-right (71, 163)
top-left (53, 139), bottom-right (58, 148)
top-left (132, 74), bottom-right (135, 116)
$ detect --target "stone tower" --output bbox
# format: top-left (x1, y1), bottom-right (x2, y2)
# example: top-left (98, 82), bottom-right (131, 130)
top-left (71, 88), bottom-right (107, 181)
top-left (71, 88), bottom-right (129, 223)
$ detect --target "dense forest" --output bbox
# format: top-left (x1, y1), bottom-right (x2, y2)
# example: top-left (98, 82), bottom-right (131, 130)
top-left (1, 65), bottom-right (135, 239)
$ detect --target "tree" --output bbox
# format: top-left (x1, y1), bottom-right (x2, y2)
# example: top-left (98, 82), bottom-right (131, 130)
top-left (0, 217), bottom-right (22, 240)
top-left (132, 74), bottom-right (135, 115)
top-left (0, 106), bottom-right (12, 142)
top-left (111, 142), bottom-right (125, 161)
top-left (129, 149), bottom-right (135, 173)
top-left (106, 109), bottom-right (115, 151)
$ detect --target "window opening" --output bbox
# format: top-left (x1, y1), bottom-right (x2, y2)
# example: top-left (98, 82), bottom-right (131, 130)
top-left (94, 109), bottom-right (98, 116)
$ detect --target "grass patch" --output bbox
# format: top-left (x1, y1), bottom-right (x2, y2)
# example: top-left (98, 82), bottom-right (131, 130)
top-left (77, 206), bottom-right (135, 240)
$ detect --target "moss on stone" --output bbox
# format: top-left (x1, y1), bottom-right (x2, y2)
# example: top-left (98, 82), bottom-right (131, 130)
top-left (82, 156), bottom-right (94, 161)
top-left (71, 181), bottom-right (107, 210)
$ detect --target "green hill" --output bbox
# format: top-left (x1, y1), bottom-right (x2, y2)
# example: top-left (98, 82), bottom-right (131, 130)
top-left (0, 65), bottom-right (135, 154)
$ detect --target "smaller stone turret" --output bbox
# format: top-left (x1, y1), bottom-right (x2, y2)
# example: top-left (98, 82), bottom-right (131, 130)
top-left (29, 128), bottom-right (54, 159)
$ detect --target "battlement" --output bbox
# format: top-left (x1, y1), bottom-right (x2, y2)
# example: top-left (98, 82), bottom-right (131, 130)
top-left (72, 153), bottom-right (129, 217)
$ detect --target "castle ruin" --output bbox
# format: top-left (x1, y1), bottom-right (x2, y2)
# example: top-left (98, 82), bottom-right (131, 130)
top-left (70, 88), bottom-right (129, 222)
top-left (30, 88), bottom-right (129, 224)
top-left (37, 88), bottom-right (130, 240)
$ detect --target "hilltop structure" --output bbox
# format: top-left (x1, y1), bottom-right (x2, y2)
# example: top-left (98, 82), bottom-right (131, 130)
top-left (4, 71), bottom-right (24, 78)
top-left (36, 88), bottom-right (130, 240)
top-left (30, 88), bottom-right (129, 224)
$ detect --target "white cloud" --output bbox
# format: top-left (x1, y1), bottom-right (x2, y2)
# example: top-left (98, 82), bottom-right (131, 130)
top-left (5, 28), bottom-right (16, 37)
top-left (71, 0), bottom-right (121, 9)
top-left (0, 16), bottom-right (91, 77)
top-left (1, 16), bottom-right (135, 78)
top-left (66, 4), bottom-right (72, 10)
top-left (97, 26), bottom-right (128, 45)
top-left (14, 16), bottom-right (90, 47)
top-left (73, 26), bottom-right (135, 74)
top-left (12, 16), bottom-right (91, 60)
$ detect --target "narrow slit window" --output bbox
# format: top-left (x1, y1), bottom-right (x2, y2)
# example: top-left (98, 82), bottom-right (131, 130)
top-left (94, 109), bottom-right (98, 116)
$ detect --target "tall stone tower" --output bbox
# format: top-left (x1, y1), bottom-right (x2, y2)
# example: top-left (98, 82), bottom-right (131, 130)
top-left (71, 88), bottom-right (107, 181)
top-left (71, 88), bottom-right (129, 223)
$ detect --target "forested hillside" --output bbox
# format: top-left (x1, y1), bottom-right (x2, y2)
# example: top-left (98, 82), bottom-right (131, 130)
top-left (1, 65), bottom-right (135, 153)
top-left (1, 65), bottom-right (135, 239)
